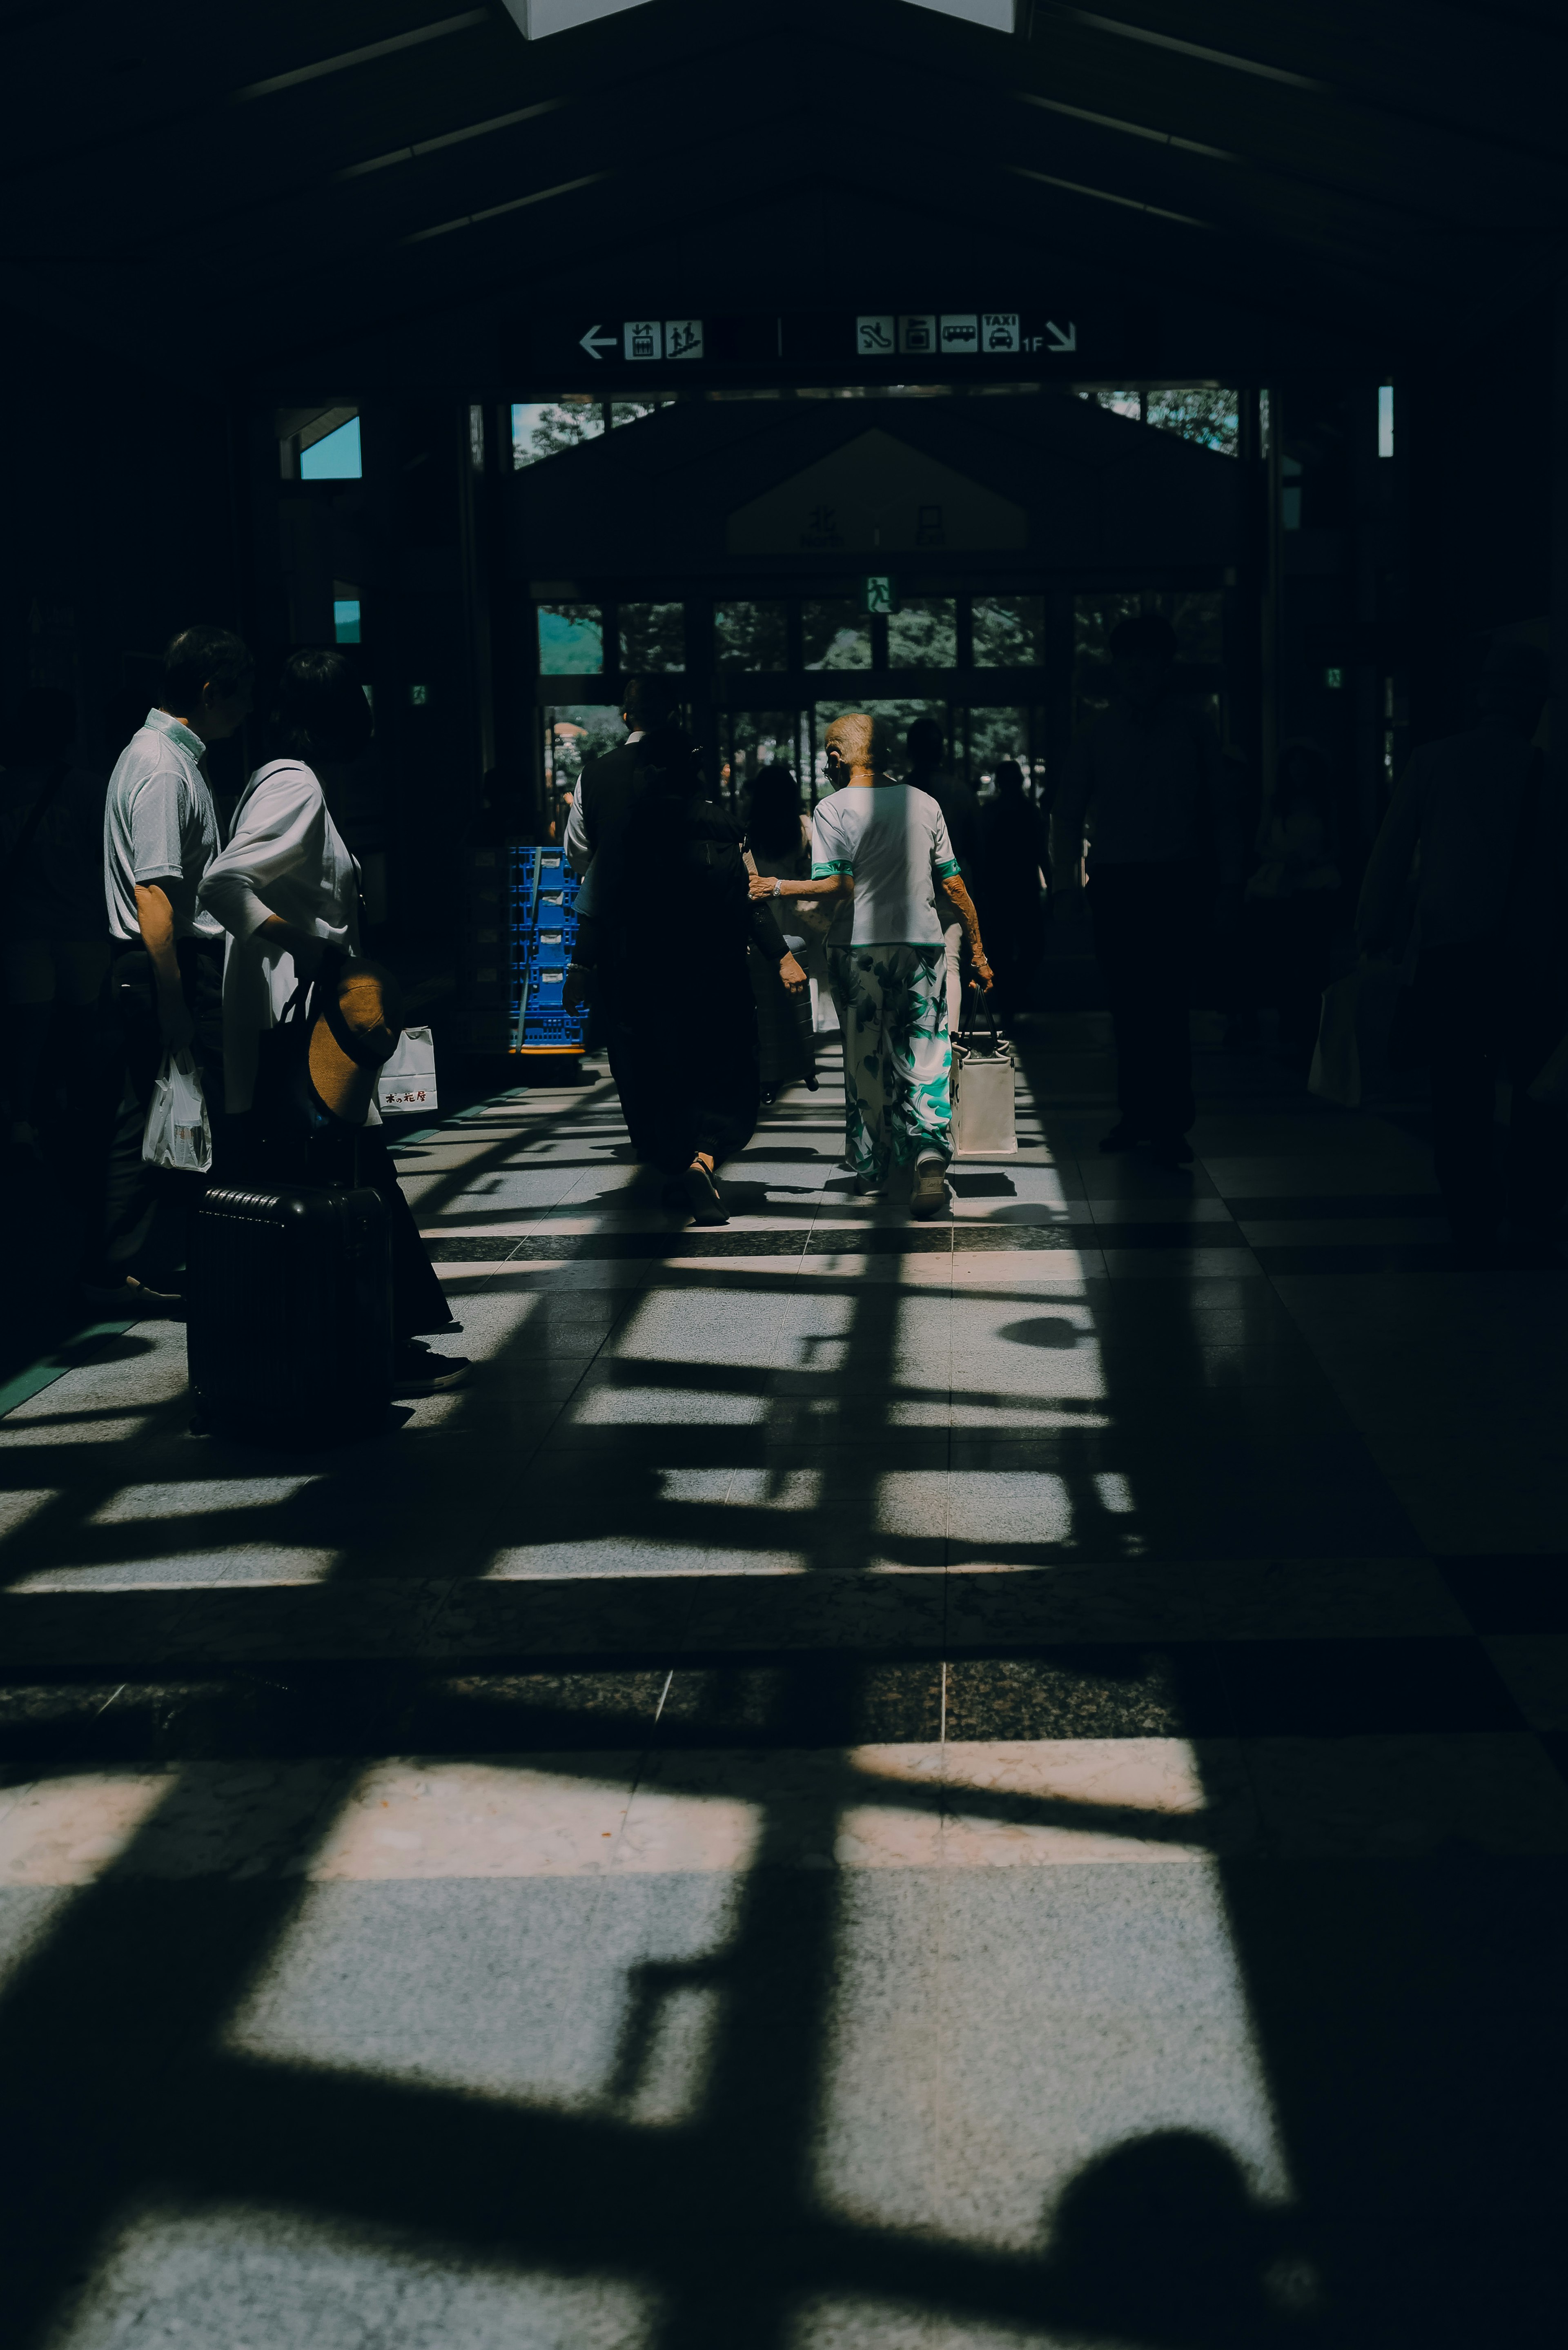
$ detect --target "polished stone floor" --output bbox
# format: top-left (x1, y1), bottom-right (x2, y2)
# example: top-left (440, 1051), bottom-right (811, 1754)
top-left (2, 1028), bottom-right (1565, 2348)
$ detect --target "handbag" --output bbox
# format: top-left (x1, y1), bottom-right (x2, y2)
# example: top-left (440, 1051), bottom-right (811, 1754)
top-left (951, 989), bottom-right (1016, 1157)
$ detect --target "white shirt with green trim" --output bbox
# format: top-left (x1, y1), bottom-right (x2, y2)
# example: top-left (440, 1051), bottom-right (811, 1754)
top-left (811, 783), bottom-right (958, 948)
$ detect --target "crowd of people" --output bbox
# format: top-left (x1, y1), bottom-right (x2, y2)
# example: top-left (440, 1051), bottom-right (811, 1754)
top-left (0, 625), bottom-right (468, 1392)
top-left (5, 618), bottom-right (1564, 1291)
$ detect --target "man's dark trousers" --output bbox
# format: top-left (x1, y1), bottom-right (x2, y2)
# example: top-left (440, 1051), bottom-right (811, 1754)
top-left (95, 936), bottom-right (227, 1290)
top-left (1089, 861), bottom-right (1196, 1140)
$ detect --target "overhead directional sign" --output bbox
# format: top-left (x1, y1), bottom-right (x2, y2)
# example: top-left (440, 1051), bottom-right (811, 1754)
top-left (545, 308), bottom-right (1093, 378)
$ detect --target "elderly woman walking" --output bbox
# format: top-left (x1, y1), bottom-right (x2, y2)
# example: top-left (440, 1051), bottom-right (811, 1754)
top-left (753, 713), bottom-right (991, 1219)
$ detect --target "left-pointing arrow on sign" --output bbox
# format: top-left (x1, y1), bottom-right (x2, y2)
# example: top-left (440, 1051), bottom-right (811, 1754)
top-left (579, 323), bottom-right (617, 360)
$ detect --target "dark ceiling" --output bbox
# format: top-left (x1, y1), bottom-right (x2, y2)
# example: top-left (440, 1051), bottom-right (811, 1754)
top-left (4, 0), bottom-right (1564, 388)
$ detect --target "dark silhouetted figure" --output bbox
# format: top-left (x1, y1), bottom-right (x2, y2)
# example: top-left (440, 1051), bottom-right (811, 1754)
top-left (1051, 613), bottom-right (1226, 1166)
top-left (563, 674), bottom-right (681, 879)
top-left (1243, 737), bottom-right (1341, 1066)
top-left (1358, 639), bottom-right (1567, 1261)
top-left (566, 722), bottom-right (804, 1224)
top-left (904, 717), bottom-right (979, 1032)
top-left (978, 759), bottom-right (1048, 1024)
top-left (742, 762), bottom-right (820, 1100)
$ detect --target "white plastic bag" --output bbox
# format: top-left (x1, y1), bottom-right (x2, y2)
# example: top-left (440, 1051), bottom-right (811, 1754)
top-left (142, 1048), bottom-right (212, 1172)
top-left (377, 1025), bottom-right (438, 1116)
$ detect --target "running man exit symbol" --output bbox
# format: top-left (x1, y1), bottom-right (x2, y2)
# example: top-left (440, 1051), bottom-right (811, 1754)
top-left (863, 576), bottom-right (894, 615)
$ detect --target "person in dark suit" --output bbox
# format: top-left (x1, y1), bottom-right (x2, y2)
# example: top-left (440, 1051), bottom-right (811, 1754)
top-left (564, 719), bottom-right (805, 1222)
top-left (563, 674), bottom-right (680, 878)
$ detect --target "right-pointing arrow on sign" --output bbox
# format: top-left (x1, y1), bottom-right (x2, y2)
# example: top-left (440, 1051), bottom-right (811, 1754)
top-left (1045, 319), bottom-right (1076, 354)
top-left (579, 323), bottom-right (616, 360)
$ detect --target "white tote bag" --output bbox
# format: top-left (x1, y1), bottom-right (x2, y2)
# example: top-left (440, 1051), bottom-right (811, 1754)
top-left (951, 998), bottom-right (1017, 1157)
top-left (142, 1048), bottom-right (212, 1173)
top-left (377, 1025), bottom-right (438, 1116)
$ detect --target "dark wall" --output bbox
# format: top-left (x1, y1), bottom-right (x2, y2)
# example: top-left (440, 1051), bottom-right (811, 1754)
top-left (1403, 312), bottom-right (1552, 747)
top-left (0, 310), bottom-right (240, 780)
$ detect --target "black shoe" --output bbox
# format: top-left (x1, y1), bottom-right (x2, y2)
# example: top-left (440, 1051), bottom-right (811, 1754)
top-left (1147, 1134), bottom-right (1195, 1167)
top-left (679, 1163), bottom-right (729, 1225)
top-left (391, 1341), bottom-right (471, 1396)
top-left (1098, 1123), bottom-right (1143, 1153)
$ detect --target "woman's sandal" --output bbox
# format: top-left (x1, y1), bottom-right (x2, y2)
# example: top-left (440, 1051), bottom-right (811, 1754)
top-left (680, 1161), bottom-right (729, 1225)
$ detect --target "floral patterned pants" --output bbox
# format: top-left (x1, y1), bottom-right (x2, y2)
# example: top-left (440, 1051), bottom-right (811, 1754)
top-left (828, 943), bottom-right (952, 1183)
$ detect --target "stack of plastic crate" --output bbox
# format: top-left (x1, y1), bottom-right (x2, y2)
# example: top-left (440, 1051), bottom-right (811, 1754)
top-left (460, 844), bottom-right (586, 1057)
top-left (510, 847), bottom-right (585, 1053)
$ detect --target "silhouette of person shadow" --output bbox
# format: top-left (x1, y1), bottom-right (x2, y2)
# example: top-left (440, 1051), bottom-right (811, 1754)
top-left (1043, 2130), bottom-right (1323, 2346)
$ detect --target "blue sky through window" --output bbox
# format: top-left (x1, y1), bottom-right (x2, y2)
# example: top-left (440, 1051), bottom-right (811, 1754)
top-left (302, 417), bottom-right (362, 481)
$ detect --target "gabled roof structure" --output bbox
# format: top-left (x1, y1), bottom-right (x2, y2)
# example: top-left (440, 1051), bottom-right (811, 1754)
top-left (5, 1), bottom-right (1564, 385)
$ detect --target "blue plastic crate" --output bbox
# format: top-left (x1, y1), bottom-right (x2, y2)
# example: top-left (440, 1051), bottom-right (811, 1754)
top-left (516, 1009), bottom-right (586, 1050)
top-left (525, 968), bottom-right (569, 1010)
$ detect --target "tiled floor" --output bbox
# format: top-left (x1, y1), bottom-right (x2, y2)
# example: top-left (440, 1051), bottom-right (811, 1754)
top-left (2, 1037), bottom-right (1566, 2348)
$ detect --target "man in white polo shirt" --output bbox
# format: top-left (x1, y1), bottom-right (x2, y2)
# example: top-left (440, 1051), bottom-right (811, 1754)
top-left (755, 712), bottom-right (992, 1218)
top-left (86, 625), bottom-right (252, 1309)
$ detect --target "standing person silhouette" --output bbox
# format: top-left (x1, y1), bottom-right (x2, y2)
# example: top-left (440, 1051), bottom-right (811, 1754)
top-left (904, 717), bottom-right (979, 1033)
top-left (566, 718), bottom-right (805, 1223)
top-left (1051, 615), bottom-right (1225, 1167)
top-left (1358, 639), bottom-right (1567, 1262)
top-left (978, 759), bottom-right (1048, 1025)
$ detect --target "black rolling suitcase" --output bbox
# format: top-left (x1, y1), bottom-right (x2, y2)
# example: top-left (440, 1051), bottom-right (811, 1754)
top-left (187, 1180), bottom-right (392, 1445)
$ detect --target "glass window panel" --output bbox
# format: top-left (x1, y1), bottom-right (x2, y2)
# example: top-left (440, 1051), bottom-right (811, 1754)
top-left (610, 399), bottom-right (677, 428)
top-left (543, 704), bottom-right (627, 795)
top-left (802, 599), bottom-right (871, 670)
top-left (300, 417), bottom-right (361, 480)
top-left (973, 595), bottom-right (1044, 668)
top-left (728, 712), bottom-right (807, 799)
top-left (887, 597), bottom-right (957, 668)
top-left (969, 707), bottom-right (1040, 797)
top-left (618, 601), bottom-right (685, 673)
top-left (810, 698), bottom-right (944, 795)
top-left (1073, 594), bottom-right (1223, 732)
top-left (332, 599), bottom-right (362, 645)
top-left (537, 604), bottom-right (604, 675)
top-left (1143, 387), bottom-right (1239, 457)
top-left (511, 399), bottom-right (604, 470)
top-left (715, 600), bottom-right (788, 671)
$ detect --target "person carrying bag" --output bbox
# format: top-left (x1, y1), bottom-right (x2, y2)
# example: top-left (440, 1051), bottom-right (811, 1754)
top-left (197, 651), bottom-right (468, 1394)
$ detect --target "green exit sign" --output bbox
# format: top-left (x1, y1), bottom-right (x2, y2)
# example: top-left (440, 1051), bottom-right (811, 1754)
top-left (862, 575), bottom-right (895, 616)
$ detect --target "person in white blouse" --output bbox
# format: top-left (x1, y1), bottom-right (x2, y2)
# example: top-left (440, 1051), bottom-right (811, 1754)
top-left (198, 651), bottom-right (468, 1394)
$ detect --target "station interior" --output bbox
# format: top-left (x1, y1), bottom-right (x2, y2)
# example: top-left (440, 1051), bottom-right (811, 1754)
top-left (2, 3), bottom-right (1568, 2344)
